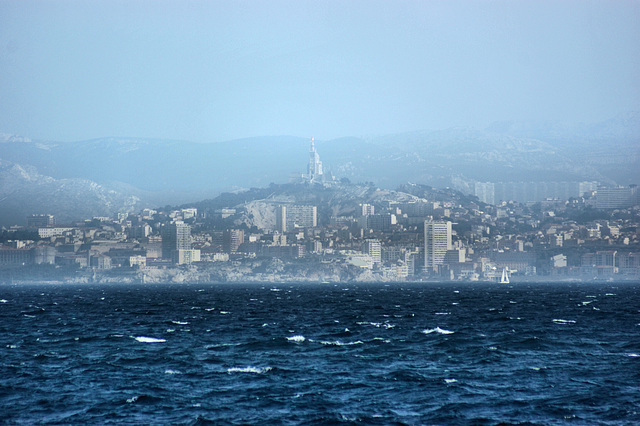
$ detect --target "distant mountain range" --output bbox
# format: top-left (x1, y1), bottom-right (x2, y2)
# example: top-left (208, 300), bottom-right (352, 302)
top-left (0, 159), bottom-right (141, 226)
top-left (0, 112), bottom-right (638, 226)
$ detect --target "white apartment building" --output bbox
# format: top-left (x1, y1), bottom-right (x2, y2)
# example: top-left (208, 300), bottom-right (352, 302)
top-left (424, 220), bottom-right (452, 271)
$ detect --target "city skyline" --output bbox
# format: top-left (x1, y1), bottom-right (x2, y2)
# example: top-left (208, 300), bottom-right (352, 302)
top-left (1, 119), bottom-right (638, 282)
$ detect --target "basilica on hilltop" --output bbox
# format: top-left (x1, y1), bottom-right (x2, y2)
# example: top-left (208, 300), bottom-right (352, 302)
top-left (290, 138), bottom-right (336, 185)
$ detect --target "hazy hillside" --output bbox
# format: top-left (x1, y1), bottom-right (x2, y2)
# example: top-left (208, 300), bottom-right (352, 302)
top-left (0, 113), bottom-right (637, 226)
top-left (0, 159), bottom-right (142, 226)
top-left (484, 111), bottom-right (640, 185)
top-left (0, 135), bottom-right (309, 202)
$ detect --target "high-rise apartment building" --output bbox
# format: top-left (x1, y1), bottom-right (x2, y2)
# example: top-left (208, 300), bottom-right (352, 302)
top-left (223, 229), bottom-right (245, 253)
top-left (276, 205), bottom-right (317, 232)
top-left (424, 220), bottom-right (452, 271)
top-left (474, 182), bottom-right (495, 205)
top-left (359, 203), bottom-right (375, 216)
top-left (162, 222), bottom-right (191, 259)
top-left (594, 186), bottom-right (638, 209)
top-left (27, 214), bottom-right (55, 227)
top-left (475, 181), bottom-right (600, 204)
top-left (362, 239), bottom-right (382, 265)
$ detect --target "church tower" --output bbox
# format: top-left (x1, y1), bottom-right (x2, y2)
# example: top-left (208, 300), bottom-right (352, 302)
top-left (307, 138), bottom-right (323, 182)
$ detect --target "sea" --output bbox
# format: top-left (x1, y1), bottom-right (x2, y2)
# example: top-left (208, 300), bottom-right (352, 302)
top-left (0, 281), bottom-right (638, 425)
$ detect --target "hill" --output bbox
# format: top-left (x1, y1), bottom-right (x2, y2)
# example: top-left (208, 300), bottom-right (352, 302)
top-left (0, 113), bottom-right (637, 226)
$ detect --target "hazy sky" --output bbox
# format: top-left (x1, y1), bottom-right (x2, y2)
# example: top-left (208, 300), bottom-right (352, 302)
top-left (0, 0), bottom-right (638, 142)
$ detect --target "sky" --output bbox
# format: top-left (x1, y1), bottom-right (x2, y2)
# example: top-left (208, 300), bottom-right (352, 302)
top-left (0, 0), bottom-right (638, 143)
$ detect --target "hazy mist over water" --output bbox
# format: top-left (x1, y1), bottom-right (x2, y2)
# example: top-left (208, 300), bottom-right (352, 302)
top-left (0, 0), bottom-right (638, 143)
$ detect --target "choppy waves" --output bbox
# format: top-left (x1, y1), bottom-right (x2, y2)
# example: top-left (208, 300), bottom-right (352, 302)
top-left (0, 282), bottom-right (639, 424)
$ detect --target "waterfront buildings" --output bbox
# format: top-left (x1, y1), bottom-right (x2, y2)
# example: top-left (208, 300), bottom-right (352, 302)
top-left (1, 146), bottom-right (639, 282)
top-left (362, 239), bottom-right (382, 266)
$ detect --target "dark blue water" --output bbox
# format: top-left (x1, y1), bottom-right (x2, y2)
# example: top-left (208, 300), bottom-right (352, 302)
top-left (1, 282), bottom-right (638, 425)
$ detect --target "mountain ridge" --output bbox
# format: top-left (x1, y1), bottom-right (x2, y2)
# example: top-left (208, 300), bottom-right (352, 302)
top-left (1, 113), bottom-right (637, 227)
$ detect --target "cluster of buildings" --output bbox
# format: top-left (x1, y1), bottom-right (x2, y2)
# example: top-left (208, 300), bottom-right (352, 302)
top-left (1, 188), bottom-right (639, 283)
top-left (474, 180), bottom-right (638, 208)
top-left (1, 142), bottom-right (638, 283)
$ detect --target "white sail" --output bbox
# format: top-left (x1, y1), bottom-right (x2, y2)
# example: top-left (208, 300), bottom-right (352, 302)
top-left (500, 267), bottom-right (510, 284)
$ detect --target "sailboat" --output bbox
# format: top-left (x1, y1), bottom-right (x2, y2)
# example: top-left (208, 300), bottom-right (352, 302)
top-left (500, 267), bottom-right (510, 284)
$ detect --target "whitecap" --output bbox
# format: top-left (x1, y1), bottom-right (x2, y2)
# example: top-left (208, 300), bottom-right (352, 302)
top-left (444, 378), bottom-right (457, 384)
top-left (286, 335), bottom-right (305, 343)
top-left (7, 344), bottom-right (17, 349)
top-left (423, 327), bottom-right (454, 335)
top-left (435, 312), bottom-right (450, 315)
top-left (0, 299), bottom-right (8, 303)
top-left (453, 290), bottom-right (460, 293)
top-left (220, 311), bottom-right (230, 315)
top-left (319, 340), bottom-right (363, 346)
top-left (166, 329), bottom-right (175, 333)
top-left (357, 321), bottom-right (394, 328)
top-left (452, 302), bottom-right (459, 305)
top-left (164, 369), bottom-right (181, 374)
top-left (205, 308), bottom-right (215, 311)
top-left (581, 301), bottom-right (593, 306)
top-left (628, 353), bottom-right (639, 357)
top-left (552, 319), bottom-right (576, 324)
top-left (605, 293), bottom-right (616, 296)
top-left (126, 396), bottom-right (139, 403)
top-left (227, 366), bottom-right (272, 374)
top-left (134, 336), bottom-right (166, 343)
top-left (171, 321), bottom-right (189, 325)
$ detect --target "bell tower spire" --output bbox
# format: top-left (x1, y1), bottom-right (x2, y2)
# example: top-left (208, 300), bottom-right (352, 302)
top-left (307, 137), bottom-right (323, 182)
